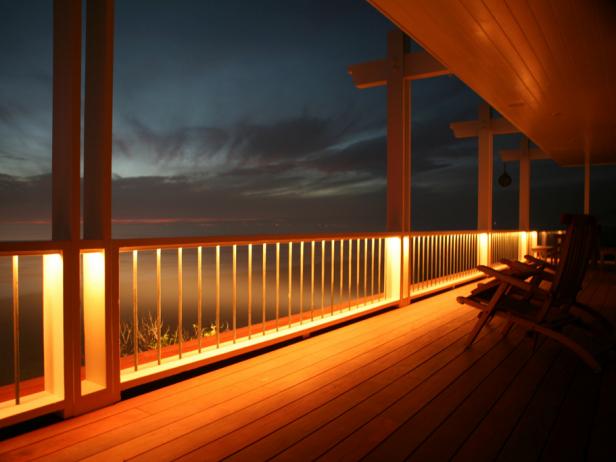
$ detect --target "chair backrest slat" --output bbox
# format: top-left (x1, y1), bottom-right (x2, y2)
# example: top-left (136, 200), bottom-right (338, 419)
top-left (550, 214), bottom-right (597, 306)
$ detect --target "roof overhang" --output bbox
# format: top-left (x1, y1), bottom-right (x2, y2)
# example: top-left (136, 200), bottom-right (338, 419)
top-left (369, 0), bottom-right (616, 166)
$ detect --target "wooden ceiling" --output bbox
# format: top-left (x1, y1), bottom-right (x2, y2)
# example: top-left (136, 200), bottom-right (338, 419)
top-left (369, 0), bottom-right (616, 166)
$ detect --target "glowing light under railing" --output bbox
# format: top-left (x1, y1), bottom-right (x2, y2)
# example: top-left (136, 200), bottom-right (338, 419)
top-left (384, 237), bottom-right (401, 300)
top-left (82, 251), bottom-right (106, 395)
top-left (518, 231), bottom-right (529, 261)
top-left (478, 233), bottom-right (489, 266)
top-left (42, 253), bottom-right (64, 399)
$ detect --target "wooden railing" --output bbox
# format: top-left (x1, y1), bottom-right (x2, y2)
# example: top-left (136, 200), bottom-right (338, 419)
top-left (0, 229), bottom-right (540, 426)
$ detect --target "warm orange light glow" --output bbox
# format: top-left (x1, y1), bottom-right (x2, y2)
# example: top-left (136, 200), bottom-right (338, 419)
top-left (42, 253), bottom-right (64, 398)
top-left (384, 237), bottom-right (401, 300)
top-left (82, 251), bottom-right (106, 394)
top-left (478, 233), bottom-right (489, 266)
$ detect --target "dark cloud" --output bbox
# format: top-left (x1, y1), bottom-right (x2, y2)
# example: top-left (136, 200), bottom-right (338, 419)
top-left (115, 117), bottom-right (228, 163)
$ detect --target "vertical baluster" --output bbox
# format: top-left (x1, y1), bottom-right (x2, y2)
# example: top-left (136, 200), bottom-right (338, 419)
top-left (411, 236), bottom-right (416, 289)
top-left (248, 244), bottom-right (252, 339)
top-left (232, 245), bottom-right (237, 343)
top-left (310, 240), bottom-right (315, 321)
top-left (320, 240), bottom-right (325, 317)
top-left (364, 238), bottom-right (368, 303)
top-left (339, 239), bottom-right (344, 310)
top-left (12, 255), bottom-right (20, 404)
top-left (356, 238), bottom-right (360, 305)
top-left (421, 237), bottom-right (426, 288)
top-left (178, 248), bottom-right (183, 358)
top-left (156, 249), bottom-right (162, 363)
top-left (197, 247), bottom-right (202, 353)
top-left (436, 234), bottom-right (445, 282)
top-left (446, 235), bottom-right (451, 280)
top-left (132, 250), bottom-right (138, 370)
top-left (215, 245), bottom-right (220, 348)
top-left (330, 240), bottom-right (334, 315)
top-left (348, 239), bottom-right (352, 309)
top-left (378, 238), bottom-right (382, 296)
top-left (262, 243), bottom-right (266, 335)
top-left (276, 243), bottom-right (280, 331)
top-left (371, 238), bottom-right (375, 296)
top-left (288, 242), bottom-right (293, 327)
top-left (299, 242), bottom-right (304, 324)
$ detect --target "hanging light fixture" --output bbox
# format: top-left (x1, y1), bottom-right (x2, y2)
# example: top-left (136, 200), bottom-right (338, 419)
top-left (498, 163), bottom-right (512, 187)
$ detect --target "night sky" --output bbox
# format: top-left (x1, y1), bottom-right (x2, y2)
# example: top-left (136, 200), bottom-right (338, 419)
top-left (2, 0), bottom-right (616, 242)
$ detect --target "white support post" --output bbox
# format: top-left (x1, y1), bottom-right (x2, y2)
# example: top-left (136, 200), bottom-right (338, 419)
top-left (78, 0), bottom-right (118, 413)
top-left (477, 103), bottom-right (493, 231)
top-left (52, 0), bottom-right (82, 418)
top-left (386, 30), bottom-right (411, 233)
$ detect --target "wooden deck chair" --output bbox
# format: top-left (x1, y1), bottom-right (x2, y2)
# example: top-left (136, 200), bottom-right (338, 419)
top-left (457, 214), bottom-right (608, 372)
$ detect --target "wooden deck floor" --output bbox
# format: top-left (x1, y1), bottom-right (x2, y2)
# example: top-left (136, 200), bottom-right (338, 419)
top-left (1, 271), bottom-right (615, 461)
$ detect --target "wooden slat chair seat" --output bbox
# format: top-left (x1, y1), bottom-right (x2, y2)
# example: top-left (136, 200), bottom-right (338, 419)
top-left (457, 214), bottom-right (612, 372)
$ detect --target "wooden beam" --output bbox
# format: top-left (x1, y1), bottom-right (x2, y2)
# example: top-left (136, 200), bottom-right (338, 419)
top-left (348, 50), bottom-right (448, 89)
top-left (386, 30), bottom-right (411, 233)
top-left (450, 117), bottom-right (518, 139)
top-left (500, 147), bottom-right (549, 162)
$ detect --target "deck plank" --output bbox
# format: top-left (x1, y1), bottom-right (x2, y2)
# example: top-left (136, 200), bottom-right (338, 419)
top-left (37, 292), bottom-right (469, 461)
top-left (0, 272), bottom-right (613, 462)
top-left (172, 315), bottom-right (477, 461)
top-left (1, 297), bottom-right (448, 460)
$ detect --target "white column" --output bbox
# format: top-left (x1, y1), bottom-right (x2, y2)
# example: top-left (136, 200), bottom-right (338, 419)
top-left (386, 30), bottom-right (411, 233)
top-left (519, 137), bottom-right (530, 230)
top-left (477, 103), bottom-right (493, 230)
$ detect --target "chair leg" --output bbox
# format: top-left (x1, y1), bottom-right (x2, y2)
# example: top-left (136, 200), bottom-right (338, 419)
top-left (501, 320), bottom-right (514, 338)
top-left (572, 302), bottom-right (614, 335)
top-left (465, 311), bottom-right (492, 350)
top-left (528, 324), bottom-right (602, 372)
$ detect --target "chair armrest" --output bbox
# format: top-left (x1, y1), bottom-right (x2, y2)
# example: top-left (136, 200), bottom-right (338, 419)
top-left (477, 265), bottom-right (549, 298)
top-left (524, 255), bottom-right (557, 271)
top-left (500, 258), bottom-right (537, 273)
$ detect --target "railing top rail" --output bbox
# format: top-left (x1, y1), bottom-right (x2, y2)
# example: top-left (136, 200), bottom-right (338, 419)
top-left (0, 241), bottom-right (68, 256)
top-left (0, 228), bottom-right (556, 254)
top-left (115, 231), bottom-right (398, 251)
